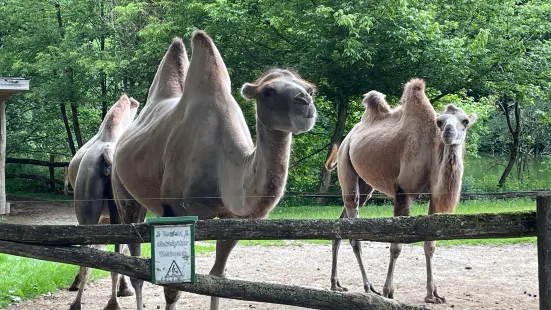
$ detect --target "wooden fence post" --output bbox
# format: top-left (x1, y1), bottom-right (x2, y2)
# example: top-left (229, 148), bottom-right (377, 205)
top-left (64, 166), bottom-right (70, 195)
top-left (49, 154), bottom-right (55, 192)
top-left (537, 195), bottom-right (551, 310)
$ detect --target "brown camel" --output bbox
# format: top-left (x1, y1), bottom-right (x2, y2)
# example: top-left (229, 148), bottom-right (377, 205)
top-left (67, 94), bottom-right (139, 310)
top-left (325, 79), bottom-right (476, 304)
top-left (110, 30), bottom-right (317, 310)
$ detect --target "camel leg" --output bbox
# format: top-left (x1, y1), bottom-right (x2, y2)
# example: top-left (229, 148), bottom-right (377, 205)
top-left (383, 189), bottom-right (412, 299)
top-left (68, 273), bottom-right (81, 291)
top-left (127, 242), bottom-right (145, 309)
top-left (424, 200), bottom-right (446, 303)
top-left (330, 209), bottom-right (346, 291)
top-left (70, 197), bottom-right (104, 310)
top-left (348, 180), bottom-right (379, 294)
top-left (332, 146), bottom-right (378, 294)
top-left (69, 259), bottom-right (91, 310)
top-left (164, 286), bottom-right (182, 310)
top-left (117, 244), bottom-right (134, 297)
top-left (208, 239), bottom-right (239, 310)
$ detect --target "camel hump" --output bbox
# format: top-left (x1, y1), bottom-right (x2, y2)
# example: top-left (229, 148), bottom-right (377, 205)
top-left (362, 91), bottom-right (390, 114)
top-left (99, 94), bottom-right (139, 141)
top-left (147, 37), bottom-right (189, 103)
top-left (184, 30), bottom-right (231, 94)
top-left (325, 144), bottom-right (339, 171)
top-left (401, 78), bottom-right (430, 108)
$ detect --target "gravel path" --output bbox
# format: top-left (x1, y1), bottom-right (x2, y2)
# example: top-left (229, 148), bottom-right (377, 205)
top-left (2, 199), bottom-right (540, 310)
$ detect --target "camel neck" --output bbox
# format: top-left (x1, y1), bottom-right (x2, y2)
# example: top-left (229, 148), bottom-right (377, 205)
top-left (431, 143), bottom-right (464, 213)
top-left (243, 120), bottom-right (292, 218)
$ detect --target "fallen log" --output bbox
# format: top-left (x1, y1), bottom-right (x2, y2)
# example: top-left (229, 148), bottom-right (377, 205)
top-left (0, 240), bottom-right (422, 310)
top-left (0, 211), bottom-right (537, 245)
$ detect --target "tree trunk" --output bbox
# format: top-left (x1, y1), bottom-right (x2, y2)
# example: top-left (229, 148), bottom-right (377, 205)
top-left (100, 0), bottom-right (108, 120)
top-left (317, 97), bottom-right (349, 203)
top-left (498, 101), bottom-right (521, 187)
top-left (67, 68), bottom-right (83, 148)
top-left (55, 2), bottom-right (80, 153)
top-left (49, 154), bottom-right (56, 192)
top-left (60, 102), bottom-right (76, 156)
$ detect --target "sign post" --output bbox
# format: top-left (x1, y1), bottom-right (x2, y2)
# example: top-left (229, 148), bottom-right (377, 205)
top-left (0, 78), bottom-right (30, 215)
top-left (147, 216), bottom-right (198, 284)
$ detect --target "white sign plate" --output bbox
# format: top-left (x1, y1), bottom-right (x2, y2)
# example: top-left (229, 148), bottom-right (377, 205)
top-left (152, 224), bottom-right (193, 284)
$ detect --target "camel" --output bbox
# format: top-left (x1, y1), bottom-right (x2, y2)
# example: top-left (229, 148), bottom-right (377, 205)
top-left (325, 79), bottom-right (476, 304)
top-left (67, 94), bottom-right (140, 310)
top-left (110, 30), bottom-right (317, 310)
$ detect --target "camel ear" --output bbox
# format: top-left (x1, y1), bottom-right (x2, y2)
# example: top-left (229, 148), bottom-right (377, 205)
top-left (241, 83), bottom-right (258, 100)
top-left (468, 113), bottom-right (477, 126)
top-left (129, 97), bottom-right (140, 108)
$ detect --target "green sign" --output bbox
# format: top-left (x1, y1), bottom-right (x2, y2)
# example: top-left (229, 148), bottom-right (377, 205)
top-left (147, 216), bottom-right (198, 284)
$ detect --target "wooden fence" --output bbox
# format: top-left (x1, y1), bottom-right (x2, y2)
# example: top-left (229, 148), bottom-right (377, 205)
top-left (5, 156), bottom-right (70, 193)
top-left (0, 196), bottom-right (549, 309)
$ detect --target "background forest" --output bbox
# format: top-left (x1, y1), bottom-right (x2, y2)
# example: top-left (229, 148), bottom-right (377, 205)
top-left (1, 0), bottom-right (550, 198)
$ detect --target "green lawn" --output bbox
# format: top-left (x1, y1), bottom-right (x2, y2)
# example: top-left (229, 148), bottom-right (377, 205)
top-left (0, 243), bottom-right (214, 308)
top-left (0, 198), bottom-right (537, 308)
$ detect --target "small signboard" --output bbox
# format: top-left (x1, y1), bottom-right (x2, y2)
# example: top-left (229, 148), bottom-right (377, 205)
top-left (0, 77), bottom-right (30, 93)
top-left (147, 216), bottom-right (198, 284)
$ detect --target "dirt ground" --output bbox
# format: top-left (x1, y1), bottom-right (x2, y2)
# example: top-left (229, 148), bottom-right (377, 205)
top-left (2, 199), bottom-right (540, 310)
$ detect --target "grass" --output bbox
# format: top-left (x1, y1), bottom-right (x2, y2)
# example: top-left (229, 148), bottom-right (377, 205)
top-left (0, 243), bottom-right (215, 308)
top-left (0, 198), bottom-right (537, 308)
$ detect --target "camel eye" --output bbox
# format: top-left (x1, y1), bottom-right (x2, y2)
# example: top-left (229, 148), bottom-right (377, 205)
top-left (462, 119), bottom-right (469, 126)
top-left (261, 87), bottom-right (275, 98)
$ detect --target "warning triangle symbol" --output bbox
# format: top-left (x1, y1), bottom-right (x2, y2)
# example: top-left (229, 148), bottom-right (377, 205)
top-left (164, 260), bottom-right (184, 281)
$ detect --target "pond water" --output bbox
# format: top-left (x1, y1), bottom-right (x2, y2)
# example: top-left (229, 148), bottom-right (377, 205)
top-left (463, 153), bottom-right (550, 191)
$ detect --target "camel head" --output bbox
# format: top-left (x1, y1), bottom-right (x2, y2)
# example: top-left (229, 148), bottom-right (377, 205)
top-left (241, 69), bottom-right (317, 134)
top-left (436, 104), bottom-right (477, 146)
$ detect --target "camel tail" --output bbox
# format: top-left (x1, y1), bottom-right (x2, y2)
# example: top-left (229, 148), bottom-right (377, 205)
top-left (325, 144), bottom-right (339, 171)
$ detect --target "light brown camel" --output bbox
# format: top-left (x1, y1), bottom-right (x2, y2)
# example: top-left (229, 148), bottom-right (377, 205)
top-left (67, 94), bottom-right (139, 310)
top-left (110, 30), bottom-right (317, 310)
top-left (325, 79), bottom-right (476, 304)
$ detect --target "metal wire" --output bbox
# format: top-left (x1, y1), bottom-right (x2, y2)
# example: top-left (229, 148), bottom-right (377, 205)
top-left (5, 190), bottom-right (550, 203)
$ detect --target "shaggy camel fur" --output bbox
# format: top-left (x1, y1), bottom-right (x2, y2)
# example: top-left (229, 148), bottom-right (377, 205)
top-left (67, 94), bottom-right (139, 310)
top-left (111, 30), bottom-right (317, 310)
top-left (325, 79), bottom-right (476, 304)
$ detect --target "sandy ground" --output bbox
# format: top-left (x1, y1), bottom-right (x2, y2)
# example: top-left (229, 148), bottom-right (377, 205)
top-left (2, 199), bottom-right (540, 310)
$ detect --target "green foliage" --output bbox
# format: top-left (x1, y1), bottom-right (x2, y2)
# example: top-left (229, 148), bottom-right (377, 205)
top-left (1, 0), bottom-right (550, 193)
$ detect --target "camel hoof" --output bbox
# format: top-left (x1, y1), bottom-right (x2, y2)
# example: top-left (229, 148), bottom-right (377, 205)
top-left (103, 298), bottom-right (122, 310)
top-left (383, 288), bottom-right (394, 299)
top-left (425, 296), bottom-right (446, 304)
top-left (365, 283), bottom-right (381, 296)
top-left (68, 277), bottom-right (80, 291)
top-left (117, 287), bottom-right (135, 297)
top-left (69, 302), bottom-right (81, 310)
top-left (68, 285), bottom-right (79, 291)
top-left (330, 285), bottom-right (348, 292)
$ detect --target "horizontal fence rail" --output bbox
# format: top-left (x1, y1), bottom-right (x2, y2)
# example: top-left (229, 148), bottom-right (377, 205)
top-left (0, 211), bottom-right (537, 245)
top-left (0, 240), bottom-right (421, 310)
